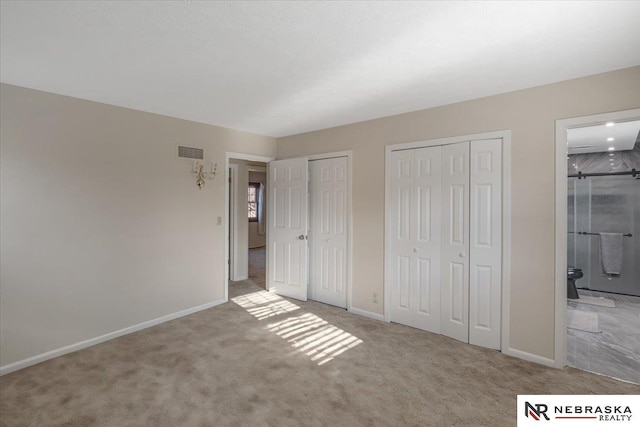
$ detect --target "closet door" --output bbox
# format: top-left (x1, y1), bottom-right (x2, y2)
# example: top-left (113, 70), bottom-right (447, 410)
top-left (390, 149), bottom-right (415, 327)
top-left (389, 147), bottom-right (442, 333)
top-left (440, 142), bottom-right (470, 343)
top-left (413, 147), bottom-right (442, 332)
top-left (469, 139), bottom-right (502, 350)
top-left (309, 157), bottom-right (348, 308)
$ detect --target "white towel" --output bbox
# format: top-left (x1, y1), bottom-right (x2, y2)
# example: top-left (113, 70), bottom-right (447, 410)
top-left (599, 232), bottom-right (623, 275)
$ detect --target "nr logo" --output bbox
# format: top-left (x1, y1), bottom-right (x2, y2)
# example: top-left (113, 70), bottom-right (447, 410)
top-left (525, 402), bottom-right (550, 421)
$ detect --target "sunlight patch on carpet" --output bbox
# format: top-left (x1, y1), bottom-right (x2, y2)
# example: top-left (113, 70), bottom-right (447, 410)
top-left (232, 290), bottom-right (300, 320)
top-left (232, 290), bottom-right (362, 365)
top-left (267, 313), bottom-right (362, 366)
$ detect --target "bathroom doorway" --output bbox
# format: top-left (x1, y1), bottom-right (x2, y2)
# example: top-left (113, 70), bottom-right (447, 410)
top-left (556, 110), bottom-right (640, 384)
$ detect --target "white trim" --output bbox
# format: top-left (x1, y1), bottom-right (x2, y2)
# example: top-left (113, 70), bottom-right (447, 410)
top-left (384, 143), bottom-right (393, 322)
top-left (503, 347), bottom-right (556, 368)
top-left (226, 152), bottom-right (275, 163)
top-left (228, 163), bottom-right (239, 281)
top-left (554, 109), bottom-right (640, 369)
top-left (248, 166), bottom-right (267, 173)
top-left (224, 152), bottom-right (275, 302)
top-left (265, 165), bottom-right (271, 292)
top-left (347, 153), bottom-right (354, 314)
top-left (349, 306), bottom-right (386, 322)
top-left (501, 133), bottom-right (512, 355)
top-left (308, 150), bottom-right (353, 161)
top-left (386, 130), bottom-right (511, 152)
top-left (0, 299), bottom-right (226, 376)
top-left (383, 130), bottom-right (512, 350)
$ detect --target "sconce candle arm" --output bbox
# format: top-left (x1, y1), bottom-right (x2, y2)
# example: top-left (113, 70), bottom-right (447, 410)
top-left (192, 162), bottom-right (218, 189)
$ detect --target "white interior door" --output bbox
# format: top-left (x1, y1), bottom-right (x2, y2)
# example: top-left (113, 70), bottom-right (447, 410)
top-left (414, 147), bottom-right (443, 332)
top-left (267, 157), bottom-right (309, 301)
top-left (440, 141), bottom-right (470, 343)
top-left (309, 157), bottom-right (348, 308)
top-left (389, 147), bottom-right (442, 333)
top-left (469, 139), bottom-right (502, 350)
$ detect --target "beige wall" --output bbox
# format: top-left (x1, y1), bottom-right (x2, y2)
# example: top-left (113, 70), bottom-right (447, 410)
top-left (277, 66), bottom-right (640, 360)
top-left (0, 84), bottom-right (276, 366)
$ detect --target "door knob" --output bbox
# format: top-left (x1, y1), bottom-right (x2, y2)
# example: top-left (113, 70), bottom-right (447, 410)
top-left (298, 235), bottom-right (306, 240)
top-left (459, 252), bottom-right (466, 258)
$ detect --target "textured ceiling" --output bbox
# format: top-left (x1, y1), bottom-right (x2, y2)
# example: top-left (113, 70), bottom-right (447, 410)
top-left (2, 1), bottom-right (640, 137)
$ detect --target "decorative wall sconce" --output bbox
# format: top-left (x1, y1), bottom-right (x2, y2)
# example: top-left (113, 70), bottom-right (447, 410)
top-left (192, 161), bottom-right (218, 189)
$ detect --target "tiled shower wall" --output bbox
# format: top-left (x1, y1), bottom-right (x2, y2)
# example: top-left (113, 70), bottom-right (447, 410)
top-left (567, 140), bottom-right (640, 296)
top-left (568, 140), bottom-right (640, 174)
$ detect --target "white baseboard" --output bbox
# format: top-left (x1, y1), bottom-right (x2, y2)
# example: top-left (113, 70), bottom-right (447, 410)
top-left (0, 299), bottom-right (226, 376)
top-left (349, 306), bottom-right (386, 322)
top-left (504, 347), bottom-right (556, 368)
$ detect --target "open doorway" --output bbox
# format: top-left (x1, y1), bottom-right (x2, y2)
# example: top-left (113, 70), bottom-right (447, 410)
top-left (555, 109), bottom-right (640, 384)
top-left (247, 166), bottom-right (267, 288)
top-left (225, 151), bottom-right (354, 312)
top-left (225, 153), bottom-right (274, 302)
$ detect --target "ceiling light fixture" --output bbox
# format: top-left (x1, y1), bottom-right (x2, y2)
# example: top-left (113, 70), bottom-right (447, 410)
top-left (609, 153), bottom-right (614, 156)
top-left (606, 122), bottom-right (615, 127)
top-left (608, 147), bottom-right (615, 151)
top-left (607, 137), bottom-right (615, 142)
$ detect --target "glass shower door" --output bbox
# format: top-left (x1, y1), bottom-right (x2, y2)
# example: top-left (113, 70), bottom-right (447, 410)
top-left (568, 176), bottom-right (640, 296)
top-left (568, 177), bottom-right (592, 288)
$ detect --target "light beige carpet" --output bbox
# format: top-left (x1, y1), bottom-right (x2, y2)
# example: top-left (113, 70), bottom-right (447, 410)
top-left (248, 246), bottom-right (266, 288)
top-left (1, 280), bottom-right (638, 426)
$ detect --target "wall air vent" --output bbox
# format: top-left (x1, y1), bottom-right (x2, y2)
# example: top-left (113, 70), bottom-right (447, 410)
top-left (178, 145), bottom-right (204, 160)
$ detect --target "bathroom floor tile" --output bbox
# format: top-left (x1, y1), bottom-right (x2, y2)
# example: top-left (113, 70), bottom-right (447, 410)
top-left (567, 289), bottom-right (640, 384)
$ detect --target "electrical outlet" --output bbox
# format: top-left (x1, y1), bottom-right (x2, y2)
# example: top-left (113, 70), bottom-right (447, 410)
top-left (372, 293), bottom-right (378, 304)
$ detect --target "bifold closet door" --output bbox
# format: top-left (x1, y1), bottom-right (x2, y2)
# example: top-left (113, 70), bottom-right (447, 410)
top-left (469, 139), bottom-right (502, 350)
top-left (388, 139), bottom-right (502, 349)
top-left (440, 142), bottom-right (470, 344)
top-left (389, 147), bottom-right (442, 333)
top-left (309, 157), bottom-right (348, 308)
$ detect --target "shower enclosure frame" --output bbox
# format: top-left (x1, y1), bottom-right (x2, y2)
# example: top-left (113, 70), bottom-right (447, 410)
top-left (554, 108), bottom-right (640, 369)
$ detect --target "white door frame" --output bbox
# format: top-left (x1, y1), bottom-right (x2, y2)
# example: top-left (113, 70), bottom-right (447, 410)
top-left (554, 108), bottom-right (640, 368)
top-left (384, 130), bottom-right (511, 353)
top-left (228, 163), bottom-right (238, 281)
top-left (225, 152), bottom-right (275, 302)
top-left (280, 150), bottom-right (354, 312)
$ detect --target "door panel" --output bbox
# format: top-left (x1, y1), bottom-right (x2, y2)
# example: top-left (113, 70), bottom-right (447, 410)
top-left (390, 147), bottom-right (442, 333)
top-left (469, 139), bottom-right (502, 349)
top-left (440, 142), bottom-right (470, 343)
top-left (390, 149), bottom-right (416, 327)
top-left (268, 158), bottom-right (308, 301)
top-left (309, 157), bottom-right (348, 308)
top-left (413, 146), bottom-right (442, 332)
